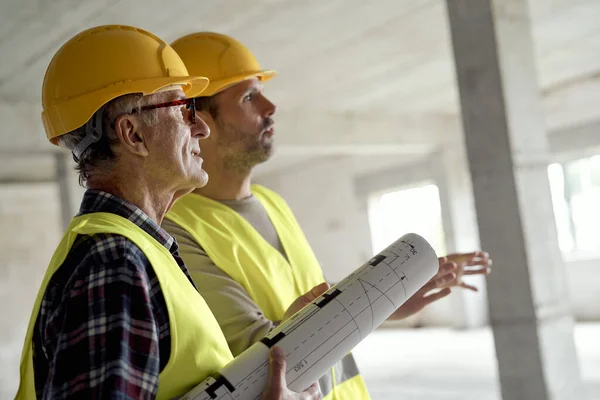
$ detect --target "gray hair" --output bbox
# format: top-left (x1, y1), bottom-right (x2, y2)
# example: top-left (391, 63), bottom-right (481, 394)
top-left (57, 93), bottom-right (159, 186)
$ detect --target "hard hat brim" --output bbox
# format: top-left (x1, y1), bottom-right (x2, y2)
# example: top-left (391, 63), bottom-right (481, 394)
top-left (195, 69), bottom-right (277, 97)
top-left (44, 76), bottom-right (209, 144)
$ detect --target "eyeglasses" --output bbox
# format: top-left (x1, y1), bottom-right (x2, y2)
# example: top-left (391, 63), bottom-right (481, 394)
top-left (133, 98), bottom-right (197, 124)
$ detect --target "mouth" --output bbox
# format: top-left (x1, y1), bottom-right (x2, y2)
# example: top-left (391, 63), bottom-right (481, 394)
top-left (263, 125), bottom-right (275, 137)
top-left (191, 150), bottom-right (202, 158)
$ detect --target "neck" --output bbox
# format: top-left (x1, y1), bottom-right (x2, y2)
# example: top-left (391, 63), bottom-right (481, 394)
top-left (88, 170), bottom-right (188, 225)
top-left (194, 166), bottom-right (253, 201)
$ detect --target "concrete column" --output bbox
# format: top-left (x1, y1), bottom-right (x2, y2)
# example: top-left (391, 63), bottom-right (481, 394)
top-left (445, 1), bottom-right (584, 399)
top-left (55, 151), bottom-right (87, 226)
top-left (55, 152), bottom-right (74, 231)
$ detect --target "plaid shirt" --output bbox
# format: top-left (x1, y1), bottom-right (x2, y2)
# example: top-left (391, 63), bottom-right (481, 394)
top-left (32, 190), bottom-right (196, 399)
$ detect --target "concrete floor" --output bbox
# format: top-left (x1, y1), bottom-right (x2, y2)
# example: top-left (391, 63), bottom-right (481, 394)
top-left (352, 323), bottom-right (600, 400)
top-left (3, 323), bottom-right (597, 399)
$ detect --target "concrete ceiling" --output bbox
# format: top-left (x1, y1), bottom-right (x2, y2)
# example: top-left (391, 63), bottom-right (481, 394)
top-left (1, 0), bottom-right (599, 170)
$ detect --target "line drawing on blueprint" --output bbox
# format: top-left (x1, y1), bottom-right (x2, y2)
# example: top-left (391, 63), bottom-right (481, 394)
top-left (182, 233), bottom-right (438, 400)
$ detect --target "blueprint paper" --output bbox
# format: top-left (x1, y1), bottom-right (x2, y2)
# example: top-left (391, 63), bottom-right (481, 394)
top-left (182, 233), bottom-right (438, 400)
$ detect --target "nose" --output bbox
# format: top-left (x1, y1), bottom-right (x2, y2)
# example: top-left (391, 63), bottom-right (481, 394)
top-left (262, 95), bottom-right (277, 118)
top-left (191, 113), bottom-right (210, 139)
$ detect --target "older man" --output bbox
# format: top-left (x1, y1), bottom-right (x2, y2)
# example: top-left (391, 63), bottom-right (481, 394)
top-left (164, 32), bottom-right (492, 400)
top-left (16, 25), bottom-right (321, 400)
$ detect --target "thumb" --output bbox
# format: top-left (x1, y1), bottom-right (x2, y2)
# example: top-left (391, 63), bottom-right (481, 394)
top-left (307, 282), bottom-right (330, 302)
top-left (283, 282), bottom-right (331, 322)
top-left (264, 346), bottom-right (287, 398)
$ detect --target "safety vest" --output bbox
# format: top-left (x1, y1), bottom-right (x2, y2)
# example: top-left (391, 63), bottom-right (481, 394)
top-left (166, 184), bottom-right (371, 399)
top-left (16, 212), bottom-right (233, 400)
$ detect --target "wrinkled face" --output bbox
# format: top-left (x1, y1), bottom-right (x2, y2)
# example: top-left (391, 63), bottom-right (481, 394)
top-left (139, 88), bottom-right (211, 190)
top-left (208, 78), bottom-right (277, 172)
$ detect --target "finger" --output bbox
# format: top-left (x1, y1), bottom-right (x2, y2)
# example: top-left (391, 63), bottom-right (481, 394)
top-left (422, 271), bottom-right (456, 292)
top-left (428, 267), bottom-right (457, 290)
top-left (437, 256), bottom-right (448, 266)
top-left (310, 282), bottom-right (330, 299)
top-left (420, 275), bottom-right (443, 293)
top-left (459, 282), bottom-right (479, 292)
top-left (437, 264), bottom-right (458, 281)
top-left (436, 272), bottom-right (456, 287)
top-left (466, 257), bottom-right (492, 267)
top-left (471, 251), bottom-right (491, 263)
top-left (432, 262), bottom-right (457, 280)
top-left (464, 251), bottom-right (489, 260)
top-left (422, 288), bottom-right (452, 305)
top-left (448, 251), bottom-right (491, 265)
top-left (266, 346), bottom-right (286, 396)
top-left (463, 266), bottom-right (492, 276)
top-left (300, 382), bottom-right (322, 400)
top-left (440, 262), bottom-right (457, 274)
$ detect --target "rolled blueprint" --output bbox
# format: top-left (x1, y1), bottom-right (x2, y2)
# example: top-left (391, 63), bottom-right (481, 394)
top-left (183, 233), bottom-right (438, 400)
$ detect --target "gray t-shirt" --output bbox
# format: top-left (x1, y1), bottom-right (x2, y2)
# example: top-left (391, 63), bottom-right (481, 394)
top-left (163, 195), bottom-right (362, 398)
top-left (218, 196), bottom-right (287, 260)
top-left (162, 195), bottom-right (284, 356)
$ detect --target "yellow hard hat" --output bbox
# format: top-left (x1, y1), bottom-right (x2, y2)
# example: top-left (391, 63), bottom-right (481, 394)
top-left (171, 32), bottom-right (276, 96)
top-left (42, 25), bottom-right (210, 144)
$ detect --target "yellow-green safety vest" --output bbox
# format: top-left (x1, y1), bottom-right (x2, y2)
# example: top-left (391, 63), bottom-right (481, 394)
top-left (16, 212), bottom-right (233, 400)
top-left (166, 184), bottom-right (371, 399)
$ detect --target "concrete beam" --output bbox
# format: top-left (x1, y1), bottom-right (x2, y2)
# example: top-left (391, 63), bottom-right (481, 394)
top-left (2, 76), bottom-right (600, 158)
top-left (543, 72), bottom-right (600, 132)
top-left (549, 117), bottom-right (600, 159)
top-left (0, 100), bottom-right (47, 151)
top-left (0, 100), bottom-right (458, 156)
top-left (273, 109), bottom-right (458, 151)
top-left (0, 152), bottom-right (57, 183)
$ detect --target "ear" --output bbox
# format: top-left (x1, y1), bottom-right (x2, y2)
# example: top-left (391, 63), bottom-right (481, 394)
top-left (113, 114), bottom-right (149, 157)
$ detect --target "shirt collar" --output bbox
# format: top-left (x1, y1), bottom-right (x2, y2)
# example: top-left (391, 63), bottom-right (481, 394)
top-left (78, 189), bottom-right (177, 253)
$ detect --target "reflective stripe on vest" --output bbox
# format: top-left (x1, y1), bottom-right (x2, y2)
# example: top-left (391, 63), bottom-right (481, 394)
top-left (15, 212), bottom-right (233, 400)
top-left (166, 185), bottom-right (371, 399)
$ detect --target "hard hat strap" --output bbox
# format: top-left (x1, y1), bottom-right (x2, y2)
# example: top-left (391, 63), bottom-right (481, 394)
top-left (72, 105), bottom-right (105, 163)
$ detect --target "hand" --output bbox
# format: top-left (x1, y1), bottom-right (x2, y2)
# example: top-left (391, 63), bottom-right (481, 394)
top-left (388, 261), bottom-right (457, 320)
top-left (262, 346), bottom-right (322, 400)
top-left (441, 251), bottom-right (492, 292)
top-left (282, 283), bottom-right (330, 322)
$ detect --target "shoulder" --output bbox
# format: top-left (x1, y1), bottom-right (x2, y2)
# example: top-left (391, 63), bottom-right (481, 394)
top-left (51, 233), bottom-right (154, 293)
top-left (252, 184), bottom-right (290, 205)
top-left (37, 233), bottom-right (158, 344)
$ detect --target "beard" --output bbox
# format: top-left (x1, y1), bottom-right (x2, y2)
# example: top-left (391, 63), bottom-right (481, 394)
top-left (216, 117), bottom-right (274, 173)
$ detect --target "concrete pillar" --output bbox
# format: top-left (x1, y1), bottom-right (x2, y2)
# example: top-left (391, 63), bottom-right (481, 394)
top-left (55, 152), bottom-right (74, 230)
top-left (445, 1), bottom-right (584, 399)
top-left (55, 151), bottom-right (87, 224)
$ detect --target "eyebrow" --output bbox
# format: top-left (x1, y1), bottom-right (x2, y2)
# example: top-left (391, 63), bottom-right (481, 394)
top-left (162, 86), bottom-right (185, 97)
top-left (163, 94), bottom-right (186, 103)
top-left (245, 85), bottom-right (263, 95)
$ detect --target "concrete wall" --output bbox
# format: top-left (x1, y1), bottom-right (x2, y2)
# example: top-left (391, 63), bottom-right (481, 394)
top-left (255, 152), bottom-right (600, 326)
top-left (0, 148), bottom-right (597, 399)
top-left (566, 258), bottom-right (600, 321)
top-left (255, 156), bottom-right (374, 283)
top-left (255, 154), bottom-right (464, 327)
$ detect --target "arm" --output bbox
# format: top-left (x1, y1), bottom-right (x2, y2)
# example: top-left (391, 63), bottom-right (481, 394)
top-left (163, 219), bottom-right (274, 357)
top-left (38, 240), bottom-right (161, 399)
